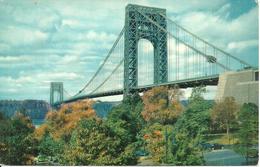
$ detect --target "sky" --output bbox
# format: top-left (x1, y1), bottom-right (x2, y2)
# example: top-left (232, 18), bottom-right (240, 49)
top-left (0, 0), bottom-right (258, 102)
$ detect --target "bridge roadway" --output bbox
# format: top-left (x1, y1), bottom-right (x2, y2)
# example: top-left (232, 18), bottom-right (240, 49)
top-left (54, 74), bottom-right (219, 106)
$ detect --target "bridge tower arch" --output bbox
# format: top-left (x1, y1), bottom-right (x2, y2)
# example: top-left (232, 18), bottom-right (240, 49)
top-left (124, 4), bottom-right (168, 95)
top-left (50, 82), bottom-right (63, 106)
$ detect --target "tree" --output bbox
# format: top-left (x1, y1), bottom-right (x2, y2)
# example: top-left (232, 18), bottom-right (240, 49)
top-left (236, 103), bottom-right (258, 164)
top-left (106, 93), bottom-right (144, 144)
top-left (141, 86), bottom-right (183, 125)
top-left (37, 134), bottom-right (65, 162)
top-left (171, 86), bottom-right (211, 165)
top-left (188, 86), bottom-right (206, 104)
top-left (141, 123), bottom-right (175, 164)
top-left (35, 100), bottom-right (96, 141)
top-left (172, 130), bottom-right (204, 165)
top-left (211, 97), bottom-right (239, 136)
top-left (34, 98), bottom-right (142, 165)
top-left (62, 118), bottom-right (137, 165)
top-left (0, 112), bottom-right (37, 165)
top-left (186, 86), bottom-right (212, 135)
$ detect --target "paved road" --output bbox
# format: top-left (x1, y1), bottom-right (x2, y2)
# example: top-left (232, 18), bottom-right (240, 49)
top-left (204, 149), bottom-right (258, 165)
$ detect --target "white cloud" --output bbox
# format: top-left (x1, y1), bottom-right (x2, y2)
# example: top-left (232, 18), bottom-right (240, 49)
top-left (59, 54), bottom-right (80, 64)
top-left (0, 56), bottom-right (30, 63)
top-left (227, 39), bottom-right (258, 52)
top-left (0, 0), bottom-right (257, 101)
top-left (0, 26), bottom-right (48, 46)
top-left (62, 19), bottom-right (82, 28)
top-left (0, 76), bottom-right (33, 84)
top-left (1, 2), bottom-right (62, 31)
top-left (0, 54), bottom-right (61, 68)
top-left (36, 72), bottom-right (83, 81)
top-left (85, 31), bottom-right (117, 42)
top-left (0, 43), bottom-right (10, 51)
top-left (176, 6), bottom-right (258, 50)
top-left (181, 86), bottom-right (217, 100)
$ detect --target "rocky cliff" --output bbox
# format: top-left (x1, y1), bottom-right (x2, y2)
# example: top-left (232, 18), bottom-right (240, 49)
top-left (93, 101), bottom-right (121, 118)
top-left (0, 100), bottom-right (51, 119)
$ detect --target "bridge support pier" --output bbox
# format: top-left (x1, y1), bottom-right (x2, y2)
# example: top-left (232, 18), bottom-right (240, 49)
top-left (124, 4), bottom-right (168, 96)
top-left (50, 82), bottom-right (63, 106)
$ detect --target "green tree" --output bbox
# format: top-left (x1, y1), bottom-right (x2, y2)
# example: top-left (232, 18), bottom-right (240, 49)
top-left (0, 112), bottom-right (37, 165)
top-left (141, 123), bottom-right (175, 164)
top-left (211, 97), bottom-right (239, 136)
top-left (37, 133), bottom-right (64, 163)
top-left (106, 93), bottom-right (144, 144)
top-left (62, 118), bottom-right (137, 165)
top-left (236, 103), bottom-right (258, 164)
top-left (171, 86), bottom-right (211, 165)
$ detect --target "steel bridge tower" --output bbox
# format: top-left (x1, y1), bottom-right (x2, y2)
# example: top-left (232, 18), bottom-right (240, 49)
top-left (50, 82), bottom-right (63, 106)
top-left (124, 4), bottom-right (168, 95)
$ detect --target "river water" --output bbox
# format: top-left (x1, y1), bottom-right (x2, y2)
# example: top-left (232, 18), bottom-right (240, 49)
top-left (32, 119), bottom-right (45, 128)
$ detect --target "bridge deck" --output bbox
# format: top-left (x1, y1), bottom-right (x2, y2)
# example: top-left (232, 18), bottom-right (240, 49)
top-left (55, 74), bottom-right (219, 105)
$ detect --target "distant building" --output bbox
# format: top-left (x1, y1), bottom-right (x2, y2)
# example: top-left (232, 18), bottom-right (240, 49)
top-left (215, 69), bottom-right (259, 106)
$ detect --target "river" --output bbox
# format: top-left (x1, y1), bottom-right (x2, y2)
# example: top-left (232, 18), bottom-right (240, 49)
top-left (32, 119), bottom-right (45, 128)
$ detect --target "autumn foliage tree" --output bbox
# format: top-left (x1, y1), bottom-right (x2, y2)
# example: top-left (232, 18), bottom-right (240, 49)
top-left (211, 97), bottom-right (239, 135)
top-left (141, 123), bottom-right (174, 163)
top-left (33, 100), bottom-right (97, 164)
top-left (141, 86), bottom-right (183, 125)
top-left (140, 86), bottom-right (183, 164)
top-left (34, 100), bottom-right (96, 141)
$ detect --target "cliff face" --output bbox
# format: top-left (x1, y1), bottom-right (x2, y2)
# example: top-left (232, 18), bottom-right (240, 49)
top-left (93, 101), bottom-right (121, 118)
top-left (0, 100), bottom-right (51, 119)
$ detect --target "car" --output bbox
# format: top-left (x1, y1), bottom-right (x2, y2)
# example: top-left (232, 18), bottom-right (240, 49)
top-left (212, 143), bottom-right (224, 150)
top-left (199, 142), bottom-right (214, 150)
top-left (135, 150), bottom-right (149, 156)
top-left (248, 148), bottom-right (258, 158)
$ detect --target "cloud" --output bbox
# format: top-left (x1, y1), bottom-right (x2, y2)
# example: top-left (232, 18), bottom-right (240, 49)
top-left (59, 54), bottom-right (80, 64)
top-left (62, 19), bottom-right (83, 28)
top-left (181, 86), bottom-right (217, 100)
top-left (37, 72), bottom-right (83, 81)
top-left (0, 43), bottom-right (10, 52)
top-left (0, 56), bottom-right (30, 63)
top-left (227, 39), bottom-right (258, 52)
top-left (170, 5), bottom-right (258, 68)
top-left (0, 26), bottom-right (48, 46)
top-left (0, 1), bottom-right (61, 31)
top-left (175, 6), bottom-right (258, 49)
top-left (0, 0), bottom-right (257, 101)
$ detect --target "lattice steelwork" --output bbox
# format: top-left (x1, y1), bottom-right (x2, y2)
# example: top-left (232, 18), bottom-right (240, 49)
top-left (124, 4), bottom-right (168, 95)
top-left (52, 4), bottom-right (254, 106)
top-left (50, 82), bottom-right (63, 106)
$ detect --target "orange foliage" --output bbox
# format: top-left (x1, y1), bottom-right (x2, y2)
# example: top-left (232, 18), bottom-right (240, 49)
top-left (25, 154), bottom-right (35, 165)
top-left (14, 112), bottom-right (34, 129)
top-left (153, 130), bottom-right (162, 137)
top-left (141, 86), bottom-right (183, 124)
top-left (144, 134), bottom-right (149, 140)
top-left (34, 99), bottom-right (97, 140)
top-left (34, 124), bottom-right (49, 140)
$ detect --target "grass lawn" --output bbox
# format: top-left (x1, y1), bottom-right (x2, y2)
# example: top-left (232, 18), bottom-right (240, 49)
top-left (203, 133), bottom-right (239, 145)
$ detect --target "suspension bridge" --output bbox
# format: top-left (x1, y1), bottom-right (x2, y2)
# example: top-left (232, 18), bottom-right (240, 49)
top-left (50, 4), bottom-right (255, 106)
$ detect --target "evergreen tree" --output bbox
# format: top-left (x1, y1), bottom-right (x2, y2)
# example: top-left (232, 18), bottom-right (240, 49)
top-left (172, 86), bottom-right (211, 165)
top-left (236, 103), bottom-right (258, 164)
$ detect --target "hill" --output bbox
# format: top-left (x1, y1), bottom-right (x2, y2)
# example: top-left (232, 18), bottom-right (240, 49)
top-left (0, 100), bottom-right (51, 119)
